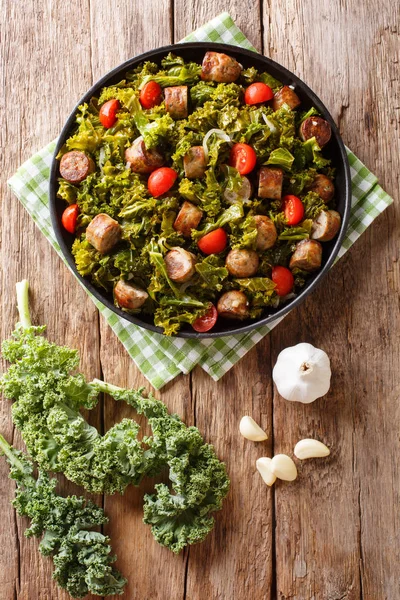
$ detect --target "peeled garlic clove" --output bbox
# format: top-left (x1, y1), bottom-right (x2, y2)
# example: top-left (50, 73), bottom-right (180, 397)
top-left (256, 457), bottom-right (276, 486)
top-left (239, 416), bottom-right (268, 441)
top-left (271, 454), bottom-right (298, 481)
top-left (294, 439), bottom-right (330, 460)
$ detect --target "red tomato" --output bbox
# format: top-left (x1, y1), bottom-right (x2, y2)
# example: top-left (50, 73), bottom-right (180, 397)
top-left (272, 266), bottom-right (294, 297)
top-left (197, 228), bottom-right (228, 255)
top-left (139, 81), bottom-right (163, 109)
top-left (244, 82), bottom-right (274, 105)
top-left (192, 304), bottom-right (218, 333)
top-left (99, 99), bottom-right (120, 128)
top-left (229, 143), bottom-right (257, 175)
top-left (61, 204), bottom-right (79, 234)
top-left (282, 195), bottom-right (305, 226)
top-left (147, 167), bottom-right (178, 197)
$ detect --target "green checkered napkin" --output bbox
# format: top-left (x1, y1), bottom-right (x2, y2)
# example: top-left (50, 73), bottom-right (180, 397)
top-left (8, 12), bottom-right (393, 389)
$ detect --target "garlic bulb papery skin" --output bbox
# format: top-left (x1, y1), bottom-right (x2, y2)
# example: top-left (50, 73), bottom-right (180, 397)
top-left (272, 342), bottom-right (331, 404)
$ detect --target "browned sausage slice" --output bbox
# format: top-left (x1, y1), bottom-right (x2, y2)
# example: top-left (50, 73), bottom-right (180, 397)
top-left (223, 176), bottom-right (252, 204)
top-left (164, 86), bottom-right (189, 120)
top-left (217, 290), bottom-right (250, 320)
top-left (307, 174), bottom-right (335, 202)
top-left (125, 138), bottom-right (164, 174)
top-left (183, 146), bottom-right (207, 179)
top-left (254, 215), bottom-right (277, 251)
top-left (226, 249), bottom-right (259, 278)
top-left (173, 201), bottom-right (203, 238)
top-left (59, 151), bottom-right (95, 184)
top-left (114, 280), bottom-right (148, 309)
top-left (311, 210), bottom-right (341, 242)
top-left (289, 239), bottom-right (322, 271)
top-left (164, 247), bottom-right (196, 283)
top-left (299, 116), bottom-right (332, 148)
top-left (272, 86), bottom-right (301, 111)
top-left (201, 52), bottom-right (242, 83)
top-left (258, 167), bottom-right (283, 199)
top-left (86, 213), bottom-right (122, 254)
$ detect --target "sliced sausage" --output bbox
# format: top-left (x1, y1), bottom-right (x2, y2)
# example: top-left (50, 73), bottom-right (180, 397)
top-left (86, 213), bottom-right (122, 254)
top-left (223, 176), bottom-right (252, 205)
top-left (183, 146), bottom-right (207, 179)
top-left (125, 138), bottom-right (164, 174)
top-left (272, 86), bottom-right (301, 111)
top-left (173, 201), bottom-right (203, 238)
top-left (311, 210), bottom-right (341, 242)
top-left (226, 249), bottom-right (259, 278)
top-left (307, 174), bottom-right (335, 202)
top-left (114, 280), bottom-right (148, 310)
top-left (217, 290), bottom-right (250, 320)
top-left (258, 167), bottom-right (283, 199)
top-left (254, 215), bottom-right (277, 251)
top-left (201, 51), bottom-right (242, 83)
top-left (299, 117), bottom-right (332, 148)
top-left (164, 247), bottom-right (196, 283)
top-left (289, 239), bottom-right (322, 271)
top-left (164, 86), bottom-right (188, 120)
top-left (59, 151), bottom-right (95, 184)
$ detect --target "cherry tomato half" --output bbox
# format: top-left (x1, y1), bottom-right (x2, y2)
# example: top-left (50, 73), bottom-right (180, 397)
top-left (139, 81), bottom-right (163, 109)
top-left (197, 228), bottom-right (228, 255)
top-left (99, 99), bottom-right (120, 128)
top-left (244, 82), bottom-right (274, 105)
top-left (282, 195), bottom-right (305, 226)
top-left (147, 167), bottom-right (178, 197)
top-left (61, 204), bottom-right (79, 234)
top-left (229, 143), bottom-right (257, 175)
top-left (272, 266), bottom-right (294, 297)
top-left (192, 304), bottom-right (218, 333)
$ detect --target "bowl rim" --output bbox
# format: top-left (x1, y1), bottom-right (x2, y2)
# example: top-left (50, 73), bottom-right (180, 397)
top-left (49, 41), bottom-right (351, 339)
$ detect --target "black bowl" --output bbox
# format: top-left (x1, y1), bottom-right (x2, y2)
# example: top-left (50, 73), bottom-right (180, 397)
top-left (50, 42), bottom-right (351, 339)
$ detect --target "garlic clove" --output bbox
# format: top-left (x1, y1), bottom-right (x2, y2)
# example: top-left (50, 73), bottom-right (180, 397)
top-left (239, 416), bottom-right (268, 441)
top-left (256, 457), bottom-right (276, 486)
top-left (270, 454), bottom-right (298, 481)
top-left (272, 342), bottom-right (331, 404)
top-left (294, 439), bottom-right (330, 460)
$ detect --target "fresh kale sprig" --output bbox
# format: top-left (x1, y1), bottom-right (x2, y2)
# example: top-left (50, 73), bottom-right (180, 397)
top-left (0, 434), bottom-right (126, 598)
top-left (1, 281), bottom-right (230, 554)
top-left (91, 380), bottom-right (230, 553)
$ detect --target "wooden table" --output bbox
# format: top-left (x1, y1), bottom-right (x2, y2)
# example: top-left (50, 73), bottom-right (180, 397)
top-left (1, 1), bottom-right (399, 599)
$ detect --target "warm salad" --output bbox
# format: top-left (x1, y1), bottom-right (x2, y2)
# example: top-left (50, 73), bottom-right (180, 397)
top-left (57, 50), bottom-right (341, 335)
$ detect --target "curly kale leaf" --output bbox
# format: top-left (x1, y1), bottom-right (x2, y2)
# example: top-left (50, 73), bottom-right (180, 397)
top-left (91, 381), bottom-right (230, 554)
top-left (0, 435), bottom-right (126, 598)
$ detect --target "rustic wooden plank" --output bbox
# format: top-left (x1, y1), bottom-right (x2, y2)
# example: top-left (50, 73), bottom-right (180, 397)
top-left (87, 2), bottom-right (194, 599)
top-left (0, 1), bottom-right (102, 599)
top-left (264, 0), bottom-right (399, 598)
top-left (173, 5), bottom-right (275, 599)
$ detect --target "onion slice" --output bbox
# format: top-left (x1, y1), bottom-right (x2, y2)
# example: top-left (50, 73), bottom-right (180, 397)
top-left (202, 128), bottom-right (232, 161)
top-left (262, 114), bottom-right (278, 134)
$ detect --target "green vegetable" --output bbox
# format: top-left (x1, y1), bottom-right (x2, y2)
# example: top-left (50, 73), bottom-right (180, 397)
top-left (266, 147), bottom-right (295, 170)
top-left (0, 434), bottom-right (126, 598)
top-left (91, 380), bottom-right (230, 554)
top-left (1, 281), bottom-right (230, 553)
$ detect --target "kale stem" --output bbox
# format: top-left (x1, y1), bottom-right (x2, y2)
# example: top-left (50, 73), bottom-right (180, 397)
top-left (15, 280), bottom-right (32, 329)
top-left (91, 379), bottom-right (124, 394)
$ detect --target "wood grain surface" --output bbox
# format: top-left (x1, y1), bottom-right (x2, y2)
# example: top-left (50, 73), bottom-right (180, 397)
top-left (0, 0), bottom-right (399, 599)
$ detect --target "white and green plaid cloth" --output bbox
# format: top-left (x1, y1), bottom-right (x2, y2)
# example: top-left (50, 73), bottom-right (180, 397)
top-left (8, 12), bottom-right (393, 389)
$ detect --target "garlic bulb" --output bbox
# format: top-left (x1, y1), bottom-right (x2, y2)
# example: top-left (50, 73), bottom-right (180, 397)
top-left (272, 342), bottom-right (331, 404)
